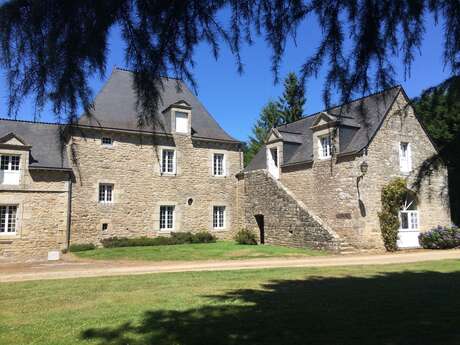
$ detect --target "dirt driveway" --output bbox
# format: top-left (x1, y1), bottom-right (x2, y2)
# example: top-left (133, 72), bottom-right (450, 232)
top-left (1, 249), bottom-right (460, 283)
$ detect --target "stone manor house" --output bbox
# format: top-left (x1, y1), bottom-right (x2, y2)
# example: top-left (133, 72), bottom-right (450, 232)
top-left (0, 68), bottom-right (451, 261)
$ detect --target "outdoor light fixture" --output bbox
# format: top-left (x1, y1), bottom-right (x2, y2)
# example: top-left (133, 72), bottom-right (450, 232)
top-left (360, 161), bottom-right (369, 176)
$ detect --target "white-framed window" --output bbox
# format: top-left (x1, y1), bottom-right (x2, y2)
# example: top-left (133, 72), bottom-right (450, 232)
top-left (270, 148), bottom-right (278, 167)
top-left (160, 205), bottom-right (175, 230)
top-left (0, 205), bottom-right (17, 235)
top-left (213, 153), bottom-right (225, 176)
top-left (399, 195), bottom-right (418, 231)
top-left (101, 137), bottom-right (113, 147)
top-left (213, 206), bottom-right (225, 229)
top-left (175, 111), bottom-right (189, 133)
top-left (318, 135), bottom-right (332, 159)
top-left (399, 142), bottom-right (412, 173)
top-left (161, 149), bottom-right (176, 174)
top-left (0, 155), bottom-right (20, 185)
top-left (98, 184), bottom-right (113, 203)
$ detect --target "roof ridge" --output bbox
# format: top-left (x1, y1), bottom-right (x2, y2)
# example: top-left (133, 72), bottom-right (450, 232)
top-left (114, 66), bottom-right (182, 81)
top-left (275, 85), bottom-right (401, 129)
top-left (0, 117), bottom-right (66, 127)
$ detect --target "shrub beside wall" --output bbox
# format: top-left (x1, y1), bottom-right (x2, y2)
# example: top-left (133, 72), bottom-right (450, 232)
top-left (101, 231), bottom-right (217, 248)
top-left (234, 229), bottom-right (258, 245)
top-left (419, 226), bottom-right (460, 249)
top-left (69, 243), bottom-right (96, 252)
top-left (378, 178), bottom-right (409, 251)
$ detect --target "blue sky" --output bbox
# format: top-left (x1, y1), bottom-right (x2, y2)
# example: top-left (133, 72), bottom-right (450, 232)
top-left (0, 14), bottom-right (451, 142)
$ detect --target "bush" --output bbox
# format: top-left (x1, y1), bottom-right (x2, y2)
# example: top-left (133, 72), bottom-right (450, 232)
top-left (192, 231), bottom-right (217, 243)
top-left (69, 243), bottom-right (96, 252)
top-left (101, 232), bottom-right (217, 248)
top-left (234, 229), bottom-right (257, 245)
top-left (419, 225), bottom-right (460, 249)
top-left (378, 178), bottom-right (409, 251)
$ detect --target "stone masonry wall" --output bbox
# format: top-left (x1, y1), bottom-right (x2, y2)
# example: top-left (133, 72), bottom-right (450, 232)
top-left (238, 170), bottom-right (340, 251)
top-left (0, 147), bottom-right (69, 262)
top-left (280, 91), bottom-right (451, 249)
top-left (70, 128), bottom-right (242, 245)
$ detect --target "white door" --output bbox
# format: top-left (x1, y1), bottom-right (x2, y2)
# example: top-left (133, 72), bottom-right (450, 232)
top-left (266, 147), bottom-right (279, 179)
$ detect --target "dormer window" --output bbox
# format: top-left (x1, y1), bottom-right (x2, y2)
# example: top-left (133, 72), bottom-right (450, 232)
top-left (101, 137), bottom-right (113, 147)
top-left (318, 135), bottom-right (332, 159)
top-left (175, 111), bottom-right (189, 133)
top-left (0, 155), bottom-right (20, 185)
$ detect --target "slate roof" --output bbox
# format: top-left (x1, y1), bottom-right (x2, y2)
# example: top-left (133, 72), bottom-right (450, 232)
top-left (0, 119), bottom-right (70, 170)
top-left (244, 86), bottom-right (402, 172)
top-left (79, 68), bottom-right (239, 143)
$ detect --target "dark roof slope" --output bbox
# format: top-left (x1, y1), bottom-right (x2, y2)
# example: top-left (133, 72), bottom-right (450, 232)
top-left (79, 68), bottom-right (239, 143)
top-left (245, 86), bottom-right (401, 171)
top-left (0, 119), bottom-right (70, 170)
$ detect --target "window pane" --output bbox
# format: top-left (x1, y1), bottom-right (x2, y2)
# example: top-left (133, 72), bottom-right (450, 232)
top-left (160, 206), bottom-right (174, 229)
top-left (162, 150), bottom-right (175, 173)
top-left (10, 156), bottom-right (20, 170)
top-left (213, 206), bottom-right (225, 228)
top-left (175, 112), bottom-right (189, 133)
top-left (214, 154), bottom-right (224, 175)
top-left (99, 184), bottom-right (113, 203)
top-left (102, 137), bottom-right (113, 146)
top-left (0, 206), bottom-right (6, 232)
top-left (1, 156), bottom-right (9, 170)
top-left (7, 206), bottom-right (16, 232)
top-left (410, 211), bottom-right (418, 230)
top-left (400, 212), bottom-right (409, 230)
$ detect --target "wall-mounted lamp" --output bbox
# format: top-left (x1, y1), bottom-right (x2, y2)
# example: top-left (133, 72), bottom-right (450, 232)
top-left (360, 161), bottom-right (369, 176)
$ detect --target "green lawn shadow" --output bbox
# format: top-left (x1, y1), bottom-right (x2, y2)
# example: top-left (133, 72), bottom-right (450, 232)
top-left (82, 269), bottom-right (460, 345)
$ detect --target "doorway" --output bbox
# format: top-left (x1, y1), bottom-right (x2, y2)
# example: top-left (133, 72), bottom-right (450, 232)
top-left (254, 214), bottom-right (265, 244)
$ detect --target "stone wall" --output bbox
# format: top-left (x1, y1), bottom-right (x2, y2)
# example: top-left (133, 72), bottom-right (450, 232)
top-left (70, 128), bottom-right (242, 245)
top-left (237, 170), bottom-right (340, 251)
top-left (0, 149), bottom-right (69, 262)
top-left (279, 91), bottom-right (451, 249)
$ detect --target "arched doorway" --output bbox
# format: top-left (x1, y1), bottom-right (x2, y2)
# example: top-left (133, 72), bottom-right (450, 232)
top-left (254, 214), bottom-right (265, 244)
top-left (397, 193), bottom-right (420, 248)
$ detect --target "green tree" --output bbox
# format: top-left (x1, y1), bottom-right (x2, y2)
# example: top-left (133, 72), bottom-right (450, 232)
top-left (1, 1), bottom-right (459, 124)
top-left (277, 72), bottom-right (305, 123)
top-left (412, 76), bottom-right (460, 224)
top-left (244, 101), bottom-right (283, 166)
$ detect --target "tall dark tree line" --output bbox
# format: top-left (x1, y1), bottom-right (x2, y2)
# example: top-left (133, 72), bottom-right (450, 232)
top-left (413, 76), bottom-right (460, 224)
top-left (0, 1), bottom-right (459, 124)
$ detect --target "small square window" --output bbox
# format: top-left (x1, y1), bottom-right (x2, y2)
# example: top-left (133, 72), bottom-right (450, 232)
top-left (101, 137), bottom-right (113, 146)
top-left (99, 184), bottom-right (113, 203)
top-left (102, 223), bottom-right (108, 231)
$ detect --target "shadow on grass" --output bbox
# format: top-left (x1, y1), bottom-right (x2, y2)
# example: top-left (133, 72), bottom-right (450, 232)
top-left (82, 270), bottom-right (460, 345)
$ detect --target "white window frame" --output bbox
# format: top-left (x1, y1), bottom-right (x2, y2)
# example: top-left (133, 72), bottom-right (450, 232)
top-left (213, 153), bottom-right (226, 176)
top-left (399, 210), bottom-right (419, 231)
top-left (318, 135), bottom-right (332, 159)
top-left (213, 206), bottom-right (226, 229)
top-left (98, 183), bottom-right (113, 204)
top-left (175, 111), bottom-right (189, 134)
top-left (0, 155), bottom-right (21, 185)
top-left (160, 148), bottom-right (176, 175)
top-left (399, 142), bottom-right (412, 173)
top-left (159, 205), bottom-right (175, 231)
top-left (0, 205), bottom-right (18, 235)
top-left (101, 137), bottom-right (114, 147)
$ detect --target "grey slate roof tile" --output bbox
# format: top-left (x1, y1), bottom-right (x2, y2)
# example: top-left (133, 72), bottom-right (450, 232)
top-left (245, 86), bottom-right (401, 171)
top-left (79, 68), bottom-right (239, 143)
top-left (0, 119), bottom-right (70, 170)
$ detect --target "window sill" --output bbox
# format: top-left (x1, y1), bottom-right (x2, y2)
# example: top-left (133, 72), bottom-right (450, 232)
top-left (212, 228), bottom-right (228, 232)
top-left (0, 235), bottom-right (17, 241)
top-left (158, 229), bottom-right (174, 234)
top-left (160, 173), bottom-right (177, 177)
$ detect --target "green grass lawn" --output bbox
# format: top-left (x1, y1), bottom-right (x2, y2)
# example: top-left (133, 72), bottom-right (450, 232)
top-left (2, 260), bottom-right (460, 345)
top-left (73, 241), bottom-right (327, 261)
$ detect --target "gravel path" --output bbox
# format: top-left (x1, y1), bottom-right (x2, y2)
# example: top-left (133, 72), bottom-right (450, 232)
top-left (1, 249), bottom-right (460, 283)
